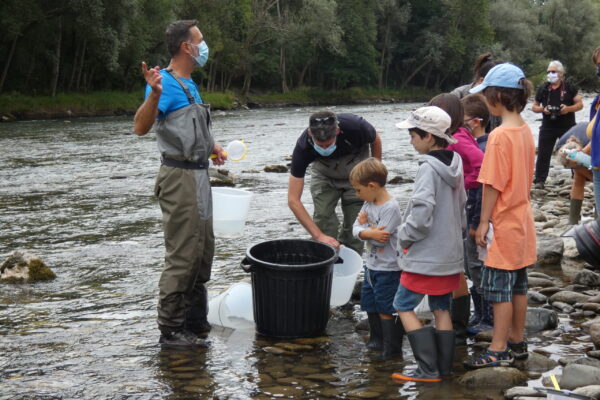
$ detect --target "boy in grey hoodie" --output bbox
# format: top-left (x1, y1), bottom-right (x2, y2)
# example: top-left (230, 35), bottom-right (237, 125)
top-left (391, 106), bottom-right (467, 383)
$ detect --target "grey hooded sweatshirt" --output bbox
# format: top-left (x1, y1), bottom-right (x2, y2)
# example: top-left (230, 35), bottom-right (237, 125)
top-left (397, 151), bottom-right (466, 276)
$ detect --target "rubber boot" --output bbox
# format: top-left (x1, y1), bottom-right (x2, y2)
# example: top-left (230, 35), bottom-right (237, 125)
top-left (159, 326), bottom-right (208, 347)
top-left (569, 199), bottom-right (583, 225)
top-left (435, 330), bottom-right (456, 379)
top-left (480, 297), bottom-right (494, 328)
top-left (391, 326), bottom-right (441, 383)
top-left (366, 312), bottom-right (383, 351)
top-left (451, 295), bottom-right (470, 345)
top-left (185, 282), bottom-right (211, 335)
top-left (467, 287), bottom-right (482, 328)
top-left (377, 316), bottom-right (404, 360)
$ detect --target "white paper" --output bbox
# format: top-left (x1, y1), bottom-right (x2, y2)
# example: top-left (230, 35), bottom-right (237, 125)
top-left (477, 222), bottom-right (494, 262)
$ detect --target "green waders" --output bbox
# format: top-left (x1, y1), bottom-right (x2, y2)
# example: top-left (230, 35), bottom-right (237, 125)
top-left (310, 146), bottom-right (369, 254)
top-left (153, 70), bottom-right (215, 335)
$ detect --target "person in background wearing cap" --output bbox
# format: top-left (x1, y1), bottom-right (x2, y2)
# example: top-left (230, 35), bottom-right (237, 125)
top-left (532, 60), bottom-right (583, 190)
top-left (134, 20), bottom-right (226, 347)
top-left (391, 106), bottom-right (466, 383)
top-left (463, 63), bottom-right (536, 369)
top-left (288, 111), bottom-right (381, 253)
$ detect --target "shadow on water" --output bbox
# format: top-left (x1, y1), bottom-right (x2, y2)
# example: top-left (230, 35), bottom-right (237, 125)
top-left (0, 102), bottom-right (596, 399)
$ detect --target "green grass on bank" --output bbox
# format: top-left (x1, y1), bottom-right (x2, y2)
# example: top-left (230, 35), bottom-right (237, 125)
top-left (0, 87), bottom-right (433, 119)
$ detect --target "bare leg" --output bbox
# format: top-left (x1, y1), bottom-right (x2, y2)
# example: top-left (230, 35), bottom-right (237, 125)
top-left (488, 301), bottom-right (512, 352)
top-left (398, 311), bottom-right (422, 332)
top-left (433, 310), bottom-right (452, 331)
top-left (508, 294), bottom-right (527, 343)
top-left (452, 272), bottom-right (469, 298)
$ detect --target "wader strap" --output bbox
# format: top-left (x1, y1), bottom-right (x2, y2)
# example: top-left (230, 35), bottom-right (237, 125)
top-left (161, 157), bottom-right (208, 169)
top-left (165, 68), bottom-right (195, 105)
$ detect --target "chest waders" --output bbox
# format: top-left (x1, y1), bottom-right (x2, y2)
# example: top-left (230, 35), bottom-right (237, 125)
top-left (309, 143), bottom-right (369, 254)
top-left (153, 70), bottom-right (215, 334)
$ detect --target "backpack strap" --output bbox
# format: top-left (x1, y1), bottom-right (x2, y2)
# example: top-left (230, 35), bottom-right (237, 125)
top-left (165, 68), bottom-right (195, 104)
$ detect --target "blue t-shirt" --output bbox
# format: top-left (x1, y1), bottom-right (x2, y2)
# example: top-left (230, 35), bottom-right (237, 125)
top-left (144, 70), bottom-right (203, 117)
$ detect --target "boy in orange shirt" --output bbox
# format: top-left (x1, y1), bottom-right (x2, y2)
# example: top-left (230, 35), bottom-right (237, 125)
top-left (464, 63), bottom-right (537, 368)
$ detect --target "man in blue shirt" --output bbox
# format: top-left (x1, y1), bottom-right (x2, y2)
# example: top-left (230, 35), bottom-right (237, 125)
top-left (134, 20), bottom-right (226, 347)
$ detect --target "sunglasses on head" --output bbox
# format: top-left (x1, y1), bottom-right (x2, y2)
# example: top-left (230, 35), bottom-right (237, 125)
top-left (310, 116), bottom-right (337, 124)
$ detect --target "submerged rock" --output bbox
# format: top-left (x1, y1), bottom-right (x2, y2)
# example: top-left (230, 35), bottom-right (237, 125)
top-left (264, 165), bottom-right (288, 173)
top-left (458, 367), bottom-right (527, 389)
top-left (0, 251), bottom-right (56, 283)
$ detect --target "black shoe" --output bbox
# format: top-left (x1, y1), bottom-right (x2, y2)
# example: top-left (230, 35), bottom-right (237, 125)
top-left (376, 316), bottom-right (404, 360)
top-left (435, 330), bottom-right (456, 379)
top-left (508, 340), bottom-right (528, 360)
top-left (391, 326), bottom-right (441, 382)
top-left (451, 295), bottom-right (470, 345)
top-left (159, 329), bottom-right (209, 347)
top-left (534, 182), bottom-right (545, 190)
top-left (185, 282), bottom-right (211, 335)
top-left (187, 320), bottom-right (212, 335)
top-left (366, 312), bottom-right (383, 351)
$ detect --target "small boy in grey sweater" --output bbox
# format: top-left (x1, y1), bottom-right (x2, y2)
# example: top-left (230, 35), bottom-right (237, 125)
top-left (351, 157), bottom-right (403, 360)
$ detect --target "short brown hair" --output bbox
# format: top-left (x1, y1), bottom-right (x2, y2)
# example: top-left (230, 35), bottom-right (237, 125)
top-left (411, 127), bottom-right (449, 149)
top-left (428, 93), bottom-right (464, 135)
top-left (593, 46), bottom-right (600, 64)
top-left (481, 78), bottom-right (533, 113)
top-left (166, 20), bottom-right (198, 57)
top-left (461, 94), bottom-right (490, 127)
top-left (349, 157), bottom-right (388, 187)
top-left (309, 111), bottom-right (338, 141)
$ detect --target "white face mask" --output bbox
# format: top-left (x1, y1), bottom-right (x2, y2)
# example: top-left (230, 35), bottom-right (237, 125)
top-left (547, 71), bottom-right (560, 84)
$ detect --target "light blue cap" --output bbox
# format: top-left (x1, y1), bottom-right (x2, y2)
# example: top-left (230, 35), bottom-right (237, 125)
top-left (469, 63), bottom-right (525, 94)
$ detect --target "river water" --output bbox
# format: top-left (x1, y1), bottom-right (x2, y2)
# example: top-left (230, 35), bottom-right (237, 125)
top-left (0, 100), bottom-right (594, 399)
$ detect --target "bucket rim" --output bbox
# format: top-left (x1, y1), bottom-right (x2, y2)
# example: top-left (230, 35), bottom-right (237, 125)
top-left (245, 239), bottom-right (338, 270)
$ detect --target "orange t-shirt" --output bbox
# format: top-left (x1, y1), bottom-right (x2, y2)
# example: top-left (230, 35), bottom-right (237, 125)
top-left (477, 124), bottom-right (537, 270)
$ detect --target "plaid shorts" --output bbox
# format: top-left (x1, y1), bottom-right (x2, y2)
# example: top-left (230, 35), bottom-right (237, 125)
top-left (481, 265), bottom-right (529, 303)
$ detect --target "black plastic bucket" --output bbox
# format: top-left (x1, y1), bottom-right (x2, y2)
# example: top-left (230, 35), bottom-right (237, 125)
top-left (240, 239), bottom-right (337, 338)
top-left (562, 218), bottom-right (600, 268)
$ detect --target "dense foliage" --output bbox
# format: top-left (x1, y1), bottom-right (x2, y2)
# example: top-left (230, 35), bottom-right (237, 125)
top-left (1, 0), bottom-right (599, 97)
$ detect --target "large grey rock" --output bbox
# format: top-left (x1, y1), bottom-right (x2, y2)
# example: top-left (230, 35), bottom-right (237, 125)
top-left (521, 351), bottom-right (558, 372)
top-left (458, 367), bottom-right (527, 390)
top-left (528, 277), bottom-right (556, 288)
top-left (560, 364), bottom-right (600, 390)
top-left (536, 235), bottom-right (564, 265)
top-left (569, 357), bottom-right (600, 369)
top-left (550, 291), bottom-right (592, 305)
top-left (591, 324), bottom-right (600, 350)
top-left (575, 270), bottom-right (600, 287)
top-left (528, 291), bottom-right (548, 305)
top-left (574, 385), bottom-right (600, 398)
top-left (526, 308), bottom-right (559, 332)
top-left (552, 301), bottom-right (575, 313)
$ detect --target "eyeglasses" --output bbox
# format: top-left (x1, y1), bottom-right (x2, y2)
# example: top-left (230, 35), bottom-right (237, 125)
top-left (310, 116), bottom-right (337, 124)
top-left (464, 117), bottom-right (482, 123)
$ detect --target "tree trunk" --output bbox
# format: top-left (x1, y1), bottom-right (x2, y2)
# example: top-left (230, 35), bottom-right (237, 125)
top-left (0, 36), bottom-right (18, 94)
top-left (280, 46), bottom-right (289, 93)
top-left (76, 39), bottom-right (87, 91)
top-left (242, 71), bottom-right (252, 95)
top-left (69, 41), bottom-right (81, 91)
top-left (50, 17), bottom-right (62, 97)
top-left (378, 18), bottom-right (391, 89)
top-left (401, 58), bottom-right (430, 89)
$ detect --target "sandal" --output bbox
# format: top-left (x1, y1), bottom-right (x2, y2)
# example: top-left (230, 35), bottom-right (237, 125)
top-left (508, 340), bottom-right (528, 360)
top-left (463, 348), bottom-right (514, 369)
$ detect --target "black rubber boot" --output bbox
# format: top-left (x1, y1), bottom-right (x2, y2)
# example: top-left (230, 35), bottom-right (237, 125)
top-left (435, 329), bottom-right (456, 379)
top-left (377, 316), bottom-right (404, 360)
top-left (468, 287), bottom-right (482, 327)
top-left (185, 282), bottom-right (211, 335)
top-left (391, 326), bottom-right (441, 383)
top-left (569, 199), bottom-right (583, 225)
top-left (159, 327), bottom-right (208, 347)
top-left (451, 295), bottom-right (470, 345)
top-left (366, 312), bottom-right (383, 351)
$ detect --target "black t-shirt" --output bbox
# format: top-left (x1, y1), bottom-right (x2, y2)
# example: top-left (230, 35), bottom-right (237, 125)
top-left (535, 81), bottom-right (578, 129)
top-left (290, 113), bottom-right (376, 178)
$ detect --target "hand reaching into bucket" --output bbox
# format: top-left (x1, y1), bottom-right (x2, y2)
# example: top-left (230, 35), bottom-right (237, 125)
top-left (315, 233), bottom-right (340, 249)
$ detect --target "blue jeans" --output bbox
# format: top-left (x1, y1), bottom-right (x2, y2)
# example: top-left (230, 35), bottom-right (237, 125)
top-left (360, 268), bottom-right (401, 315)
top-left (393, 283), bottom-right (452, 312)
top-left (594, 169), bottom-right (600, 215)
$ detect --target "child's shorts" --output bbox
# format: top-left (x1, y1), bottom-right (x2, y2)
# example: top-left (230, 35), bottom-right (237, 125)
top-left (392, 282), bottom-right (452, 312)
top-left (361, 268), bottom-right (401, 315)
top-left (481, 265), bottom-right (529, 303)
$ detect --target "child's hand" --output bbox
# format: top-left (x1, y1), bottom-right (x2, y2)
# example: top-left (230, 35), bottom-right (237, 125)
top-left (369, 226), bottom-right (390, 243)
top-left (468, 229), bottom-right (477, 238)
top-left (357, 211), bottom-right (368, 225)
top-left (475, 222), bottom-right (489, 247)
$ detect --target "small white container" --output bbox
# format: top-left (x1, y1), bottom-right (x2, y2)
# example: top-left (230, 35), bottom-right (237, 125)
top-left (207, 282), bottom-right (255, 330)
top-left (212, 187), bottom-right (253, 236)
top-left (330, 246), bottom-right (362, 307)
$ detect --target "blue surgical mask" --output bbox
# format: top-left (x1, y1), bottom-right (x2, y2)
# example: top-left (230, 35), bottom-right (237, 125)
top-left (313, 142), bottom-right (337, 157)
top-left (190, 41), bottom-right (209, 67)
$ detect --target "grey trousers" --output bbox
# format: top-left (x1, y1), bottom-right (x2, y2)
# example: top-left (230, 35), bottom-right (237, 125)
top-left (154, 165), bottom-right (214, 332)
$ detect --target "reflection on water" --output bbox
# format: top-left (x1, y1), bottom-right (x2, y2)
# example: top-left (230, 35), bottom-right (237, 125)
top-left (0, 100), bottom-right (594, 399)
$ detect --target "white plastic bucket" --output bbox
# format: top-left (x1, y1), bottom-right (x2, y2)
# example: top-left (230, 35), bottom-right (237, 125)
top-left (212, 187), bottom-right (253, 236)
top-left (330, 246), bottom-right (362, 307)
top-left (207, 282), bottom-right (255, 330)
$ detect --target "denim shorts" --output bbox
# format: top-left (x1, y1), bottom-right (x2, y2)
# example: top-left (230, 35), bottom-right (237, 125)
top-left (392, 282), bottom-right (452, 312)
top-left (360, 268), bottom-right (401, 315)
top-left (481, 265), bottom-right (529, 303)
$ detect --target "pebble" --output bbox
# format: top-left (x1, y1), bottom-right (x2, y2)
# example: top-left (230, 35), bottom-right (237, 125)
top-left (539, 287), bottom-right (563, 296)
top-left (583, 303), bottom-right (600, 312)
top-left (263, 346), bottom-right (295, 355)
top-left (275, 342), bottom-right (313, 352)
top-left (347, 390), bottom-right (382, 399)
top-left (305, 373), bottom-right (340, 382)
top-left (504, 386), bottom-right (541, 399)
top-left (264, 165), bottom-right (289, 173)
top-left (551, 301), bottom-right (575, 313)
top-left (294, 337), bottom-right (330, 345)
top-left (458, 367), bottom-right (527, 389)
top-left (527, 291), bottom-right (548, 305)
top-left (550, 290), bottom-right (592, 305)
top-left (261, 385), bottom-right (305, 397)
top-left (588, 350), bottom-right (600, 359)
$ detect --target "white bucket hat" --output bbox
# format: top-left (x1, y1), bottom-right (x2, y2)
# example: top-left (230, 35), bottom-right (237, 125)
top-left (396, 106), bottom-right (456, 144)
